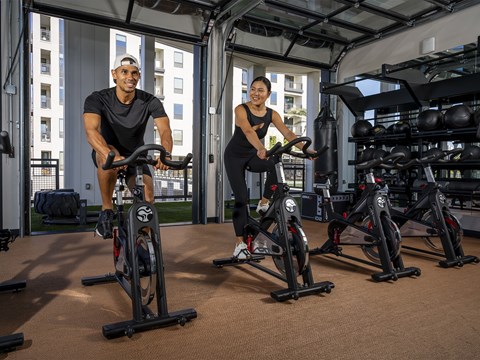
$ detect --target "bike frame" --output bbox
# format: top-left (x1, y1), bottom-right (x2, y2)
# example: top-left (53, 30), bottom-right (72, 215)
top-left (391, 158), bottom-right (479, 267)
top-left (311, 158), bottom-right (421, 282)
top-left (81, 145), bottom-right (196, 339)
top-left (213, 137), bottom-right (334, 301)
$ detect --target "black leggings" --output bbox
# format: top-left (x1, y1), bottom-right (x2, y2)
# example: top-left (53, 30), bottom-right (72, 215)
top-left (224, 153), bottom-right (277, 236)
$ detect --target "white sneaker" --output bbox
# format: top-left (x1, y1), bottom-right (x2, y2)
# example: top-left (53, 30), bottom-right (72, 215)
top-left (256, 201), bottom-right (269, 215)
top-left (233, 242), bottom-right (251, 260)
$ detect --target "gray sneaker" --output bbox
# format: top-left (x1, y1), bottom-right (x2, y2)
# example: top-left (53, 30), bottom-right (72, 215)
top-left (95, 209), bottom-right (114, 239)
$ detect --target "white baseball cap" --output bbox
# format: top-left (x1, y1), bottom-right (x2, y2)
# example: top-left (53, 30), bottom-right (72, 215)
top-left (113, 54), bottom-right (140, 70)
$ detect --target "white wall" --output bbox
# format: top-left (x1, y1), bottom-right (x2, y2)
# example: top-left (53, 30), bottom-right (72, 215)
top-left (63, 21), bottom-right (110, 205)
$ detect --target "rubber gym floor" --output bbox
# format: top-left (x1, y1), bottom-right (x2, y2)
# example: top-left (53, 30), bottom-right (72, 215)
top-left (1, 221), bottom-right (479, 360)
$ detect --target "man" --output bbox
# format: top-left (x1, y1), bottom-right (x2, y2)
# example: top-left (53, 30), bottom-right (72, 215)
top-left (83, 53), bottom-right (173, 239)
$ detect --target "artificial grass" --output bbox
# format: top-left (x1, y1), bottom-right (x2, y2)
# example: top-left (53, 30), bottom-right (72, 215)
top-left (30, 197), bottom-right (301, 234)
top-left (31, 200), bottom-right (235, 233)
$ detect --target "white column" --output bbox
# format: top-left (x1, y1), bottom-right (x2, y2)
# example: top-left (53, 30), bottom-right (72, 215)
top-left (63, 21), bottom-right (109, 205)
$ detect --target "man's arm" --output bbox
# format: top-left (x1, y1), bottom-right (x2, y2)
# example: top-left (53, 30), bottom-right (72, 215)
top-left (154, 115), bottom-right (173, 170)
top-left (84, 112), bottom-right (123, 166)
top-left (84, 113), bottom-right (110, 159)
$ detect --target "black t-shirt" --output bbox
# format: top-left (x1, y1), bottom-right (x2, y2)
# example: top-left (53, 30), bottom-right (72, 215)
top-left (83, 87), bottom-right (167, 156)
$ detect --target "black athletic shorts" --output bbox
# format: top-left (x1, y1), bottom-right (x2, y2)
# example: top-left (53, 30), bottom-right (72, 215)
top-left (91, 150), bottom-right (153, 181)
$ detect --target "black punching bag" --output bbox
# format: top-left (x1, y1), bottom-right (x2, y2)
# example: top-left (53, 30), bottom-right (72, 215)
top-left (314, 107), bottom-right (338, 193)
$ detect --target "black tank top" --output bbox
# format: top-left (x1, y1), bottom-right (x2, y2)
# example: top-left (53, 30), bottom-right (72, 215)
top-left (225, 104), bottom-right (273, 156)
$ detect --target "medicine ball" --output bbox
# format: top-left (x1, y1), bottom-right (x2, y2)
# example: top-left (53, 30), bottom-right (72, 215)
top-left (386, 124), bottom-right (395, 134)
top-left (390, 145), bottom-right (411, 162)
top-left (444, 104), bottom-right (473, 129)
top-left (461, 144), bottom-right (480, 160)
top-left (392, 120), bottom-right (411, 134)
top-left (359, 147), bottom-right (375, 162)
top-left (474, 108), bottom-right (480, 126)
top-left (373, 149), bottom-right (389, 159)
top-left (370, 124), bottom-right (386, 136)
top-left (417, 109), bottom-right (444, 131)
top-left (351, 120), bottom-right (373, 137)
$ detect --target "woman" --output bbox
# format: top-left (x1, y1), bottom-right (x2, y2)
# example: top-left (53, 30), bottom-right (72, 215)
top-left (224, 76), bottom-right (304, 259)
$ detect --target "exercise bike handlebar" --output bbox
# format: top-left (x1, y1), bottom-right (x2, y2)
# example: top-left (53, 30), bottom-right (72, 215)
top-left (103, 144), bottom-right (193, 171)
top-left (356, 152), bottom-right (406, 171)
top-left (355, 157), bottom-right (385, 171)
top-left (0, 131), bottom-right (12, 155)
top-left (266, 136), bottom-right (328, 159)
top-left (381, 148), bottom-right (464, 170)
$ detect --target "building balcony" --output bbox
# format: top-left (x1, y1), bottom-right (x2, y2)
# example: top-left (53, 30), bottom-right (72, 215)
top-left (284, 81), bottom-right (303, 94)
top-left (41, 29), bottom-right (51, 41)
top-left (41, 64), bottom-right (51, 75)
top-left (41, 98), bottom-right (51, 109)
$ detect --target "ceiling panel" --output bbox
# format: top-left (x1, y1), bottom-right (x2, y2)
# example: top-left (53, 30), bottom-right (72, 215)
top-left (30, 0), bottom-right (480, 70)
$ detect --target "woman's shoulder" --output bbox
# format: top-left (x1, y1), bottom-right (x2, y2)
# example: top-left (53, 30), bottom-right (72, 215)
top-left (235, 102), bottom-right (250, 114)
top-left (235, 102), bottom-right (249, 109)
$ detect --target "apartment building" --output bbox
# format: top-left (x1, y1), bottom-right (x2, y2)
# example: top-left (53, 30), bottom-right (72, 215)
top-left (30, 14), bottom-right (65, 186)
top-left (30, 15), bottom-right (308, 192)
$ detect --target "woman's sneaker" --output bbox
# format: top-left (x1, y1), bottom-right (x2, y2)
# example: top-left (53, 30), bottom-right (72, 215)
top-left (256, 201), bottom-right (269, 215)
top-left (95, 209), bottom-right (114, 239)
top-left (233, 242), bottom-right (251, 260)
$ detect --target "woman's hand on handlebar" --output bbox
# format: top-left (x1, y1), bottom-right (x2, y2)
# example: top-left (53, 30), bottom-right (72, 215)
top-left (305, 148), bottom-right (317, 160)
top-left (257, 147), bottom-right (268, 160)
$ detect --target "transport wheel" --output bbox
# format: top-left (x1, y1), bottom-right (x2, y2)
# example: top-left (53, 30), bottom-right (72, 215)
top-left (421, 210), bottom-right (463, 252)
top-left (361, 215), bottom-right (402, 264)
top-left (272, 222), bottom-right (309, 276)
top-left (136, 231), bottom-right (157, 306)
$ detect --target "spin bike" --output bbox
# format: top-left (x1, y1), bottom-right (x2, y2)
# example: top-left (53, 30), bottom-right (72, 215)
top-left (0, 131), bottom-right (25, 353)
top-left (311, 153), bottom-right (421, 282)
top-left (387, 149), bottom-right (479, 268)
top-left (213, 137), bottom-right (334, 302)
top-left (81, 144), bottom-right (196, 339)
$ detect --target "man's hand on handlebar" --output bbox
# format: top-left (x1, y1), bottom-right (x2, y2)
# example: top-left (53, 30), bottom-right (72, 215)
top-left (105, 153), bottom-right (127, 171)
top-left (155, 158), bottom-right (170, 171)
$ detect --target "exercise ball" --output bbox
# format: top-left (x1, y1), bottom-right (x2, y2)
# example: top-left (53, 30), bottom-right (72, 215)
top-left (392, 120), bottom-right (411, 134)
top-left (390, 145), bottom-right (411, 162)
top-left (444, 104), bottom-right (473, 129)
top-left (417, 109), bottom-right (444, 131)
top-left (351, 120), bottom-right (373, 137)
top-left (370, 124), bottom-right (386, 136)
